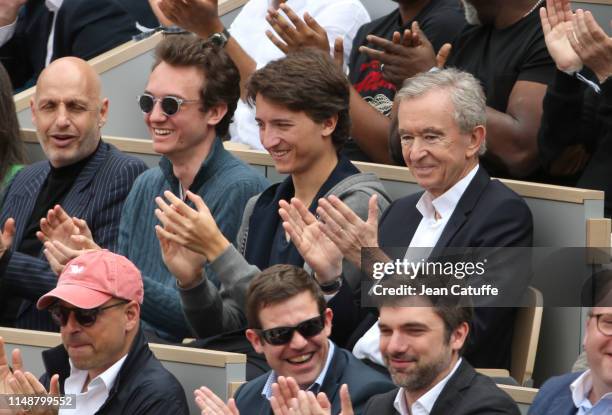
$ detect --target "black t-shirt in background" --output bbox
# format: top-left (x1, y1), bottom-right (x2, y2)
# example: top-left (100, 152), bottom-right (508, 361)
top-left (344, 0), bottom-right (466, 161)
top-left (447, 8), bottom-right (555, 177)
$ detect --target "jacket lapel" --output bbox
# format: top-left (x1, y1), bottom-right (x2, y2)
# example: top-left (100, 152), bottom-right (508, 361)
top-left (430, 360), bottom-right (473, 415)
top-left (432, 167), bottom-right (490, 254)
top-left (59, 141), bottom-right (109, 220)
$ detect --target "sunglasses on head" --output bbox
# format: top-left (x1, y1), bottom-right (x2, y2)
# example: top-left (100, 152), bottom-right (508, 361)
top-left (48, 300), bottom-right (129, 327)
top-left (257, 315), bottom-right (325, 346)
top-left (137, 93), bottom-right (200, 117)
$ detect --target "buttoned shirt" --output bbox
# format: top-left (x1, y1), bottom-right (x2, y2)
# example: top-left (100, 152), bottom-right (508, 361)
top-left (393, 358), bottom-right (462, 415)
top-left (261, 340), bottom-right (335, 399)
top-left (570, 370), bottom-right (612, 415)
top-left (60, 354), bottom-right (128, 415)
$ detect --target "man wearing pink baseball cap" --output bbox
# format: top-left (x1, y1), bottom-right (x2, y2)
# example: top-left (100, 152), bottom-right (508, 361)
top-left (0, 250), bottom-right (188, 414)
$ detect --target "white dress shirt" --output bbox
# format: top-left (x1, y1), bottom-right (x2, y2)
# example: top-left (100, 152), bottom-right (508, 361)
top-left (393, 358), bottom-right (463, 415)
top-left (60, 354), bottom-right (128, 415)
top-left (0, 0), bottom-right (63, 65)
top-left (570, 370), bottom-right (612, 415)
top-left (228, 0), bottom-right (370, 150)
top-left (353, 165), bottom-right (480, 365)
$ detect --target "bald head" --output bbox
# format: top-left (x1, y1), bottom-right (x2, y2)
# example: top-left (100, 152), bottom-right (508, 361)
top-left (31, 57), bottom-right (109, 168)
top-left (36, 57), bottom-right (102, 103)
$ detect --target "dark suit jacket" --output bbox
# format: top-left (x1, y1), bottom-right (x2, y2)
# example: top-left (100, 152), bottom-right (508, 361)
top-left (347, 167), bottom-right (533, 369)
top-left (528, 372), bottom-right (581, 415)
top-left (0, 141), bottom-right (147, 330)
top-left (0, 0), bottom-right (139, 90)
top-left (234, 345), bottom-right (395, 415)
top-left (363, 360), bottom-right (520, 415)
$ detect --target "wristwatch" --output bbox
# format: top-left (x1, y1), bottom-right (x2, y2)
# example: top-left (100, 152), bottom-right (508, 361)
top-left (318, 276), bottom-right (343, 294)
top-left (209, 27), bottom-right (231, 48)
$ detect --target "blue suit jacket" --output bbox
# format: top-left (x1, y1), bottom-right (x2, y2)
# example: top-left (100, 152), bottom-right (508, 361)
top-left (0, 141), bottom-right (147, 330)
top-left (529, 372), bottom-right (581, 415)
top-left (234, 346), bottom-right (394, 415)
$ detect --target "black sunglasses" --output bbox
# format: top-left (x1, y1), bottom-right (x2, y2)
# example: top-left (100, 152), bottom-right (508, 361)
top-left (48, 300), bottom-right (129, 327)
top-left (258, 315), bottom-right (325, 346)
top-left (137, 93), bottom-right (200, 117)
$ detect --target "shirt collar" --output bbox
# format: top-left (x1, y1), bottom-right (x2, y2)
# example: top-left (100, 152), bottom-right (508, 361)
top-left (45, 0), bottom-right (63, 13)
top-left (416, 165), bottom-right (479, 221)
top-left (262, 340), bottom-right (335, 400)
top-left (571, 370), bottom-right (612, 412)
top-left (68, 354), bottom-right (128, 392)
top-left (393, 358), bottom-right (463, 415)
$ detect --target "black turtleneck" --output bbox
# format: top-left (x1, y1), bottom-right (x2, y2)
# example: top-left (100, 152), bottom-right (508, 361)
top-left (18, 146), bottom-right (98, 257)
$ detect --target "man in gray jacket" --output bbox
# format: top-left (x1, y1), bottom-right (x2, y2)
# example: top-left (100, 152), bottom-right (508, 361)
top-left (155, 49), bottom-right (390, 345)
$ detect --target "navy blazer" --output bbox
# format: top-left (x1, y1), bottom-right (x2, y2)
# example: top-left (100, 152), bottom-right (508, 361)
top-left (363, 360), bottom-right (520, 415)
top-left (0, 141), bottom-right (147, 330)
top-left (0, 0), bottom-right (139, 90)
top-left (347, 167), bottom-right (533, 368)
top-left (234, 345), bottom-right (394, 415)
top-left (528, 372), bottom-right (581, 415)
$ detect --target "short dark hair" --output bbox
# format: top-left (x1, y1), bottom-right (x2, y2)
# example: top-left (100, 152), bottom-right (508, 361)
top-left (246, 264), bottom-right (326, 329)
top-left (0, 62), bottom-right (25, 185)
top-left (376, 275), bottom-right (473, 354)
top-left (246, 48), bottom-right (351, 150)
top-left (153, 34), bottom-right (240, 138)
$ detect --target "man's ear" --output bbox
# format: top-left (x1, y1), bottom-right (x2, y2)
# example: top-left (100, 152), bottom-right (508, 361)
top-left (323, 307), bottom-right (333, 338)
top-left (466, 125), bottom-right (486, 158)
top-left (246, 328), bottom-right (264, 354)
top-left (98, 98), bottom-right (109, 128)
top-left (205, 102), bottom-right (228, 127)
top-left (124, 302), bottom-right (140, 332)
top-left (321, 114), bottom-right (339, 140)
top-left (450, 321), bottom-right (469, 353)
top-left (30, 97), bottom-right (37, 127)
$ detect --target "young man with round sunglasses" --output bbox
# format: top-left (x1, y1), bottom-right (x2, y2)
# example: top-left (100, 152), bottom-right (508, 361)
top-left (41, 34), bottom-right (269, 342)
top-left (194, 264), bottom-right (393, 415)
top-left (0, 250), bottom-right (188, 414)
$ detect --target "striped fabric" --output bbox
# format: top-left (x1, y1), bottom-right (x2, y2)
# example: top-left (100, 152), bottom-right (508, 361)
top-left (0, 141), bottom-right (148, 331)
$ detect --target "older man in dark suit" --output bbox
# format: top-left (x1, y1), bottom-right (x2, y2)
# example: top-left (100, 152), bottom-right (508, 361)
top-left (281, 68), bottom-right (533, 370)
top-left (0, 0), bottom-right (139, 90)
top-left (0, 57), bottom-right (147, 330)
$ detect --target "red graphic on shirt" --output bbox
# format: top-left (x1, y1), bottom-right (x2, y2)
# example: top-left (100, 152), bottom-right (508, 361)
top-left (354, 60), bottom-right (396, 93)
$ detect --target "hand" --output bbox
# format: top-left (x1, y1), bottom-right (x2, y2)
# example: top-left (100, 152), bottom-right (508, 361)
top-left (278, 199), bottom-right (342, 283)
top-left (265, 4), bottom-right (330, 55)
top-left (0, 218), bottom-right (15, 260)
top-left (194, 386), bottom-right (240, 415)
top-left (37, 205), bottom-right (97, 250)
top-left (540, 0), bottom-right (582, 73)
top-left (316, 195), bottom-right (379, 268)
top-left (155, 191), bottom-right (229, 261)
top-left (568, 9), bottom-right (612, 83)
top-left (281, 385), bottom-right (353, 415)
top-left (0, 337), bottom-right (23, 396)
top-left (157, 0), bottom-right (224, 37)
top-left (359, 21), bottom-right (436, 89)
top-left (156, 225), bottom-right (206, 289)
top-left (10, 371), bottom-right (60, 415)
top-left (270, 376), bottom-right (301, 415)
top-left (43, 238), bottom-right (102, 276)
top-left (0, 0), bottom-right (26, 26)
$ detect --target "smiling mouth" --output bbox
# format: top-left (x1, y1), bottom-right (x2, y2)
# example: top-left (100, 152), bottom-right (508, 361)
top-left (153, 128), bottom-right (172, 137)
top-left (286, 353), bottom-right (314, 365)
top-left (269, 149), bottom-right (290, 158)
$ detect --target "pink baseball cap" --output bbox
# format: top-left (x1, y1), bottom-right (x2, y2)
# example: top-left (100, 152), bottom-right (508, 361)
top-left (37, 250), bottom-right (144, 310)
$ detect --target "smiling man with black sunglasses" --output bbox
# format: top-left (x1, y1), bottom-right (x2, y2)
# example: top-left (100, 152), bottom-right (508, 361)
top-left (0, 250), bottom-right (188, 414)
top-left (193, 264), bottom-right (393, 415)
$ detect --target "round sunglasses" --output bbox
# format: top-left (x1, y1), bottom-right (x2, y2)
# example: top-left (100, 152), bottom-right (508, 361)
top-left (257, 315), bottom-right (325, 345)
top-left (137, 93), bottom-right (200, 117)
top-left (48, 300), bottom-right (129, 327)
